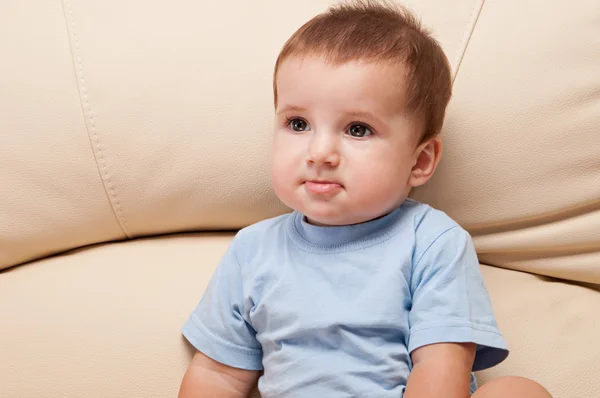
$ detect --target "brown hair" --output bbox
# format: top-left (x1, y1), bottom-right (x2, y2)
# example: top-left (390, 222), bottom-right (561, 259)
top-left (273, 0), bottom-right (452, 142)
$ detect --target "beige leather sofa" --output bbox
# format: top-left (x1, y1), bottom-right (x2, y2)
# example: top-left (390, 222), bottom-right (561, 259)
top-left (2, 0), bottom-right (599, 397)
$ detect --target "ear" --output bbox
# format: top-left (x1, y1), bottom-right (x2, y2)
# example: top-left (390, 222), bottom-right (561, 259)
top-left (408, 136), bottom-right (442, 188)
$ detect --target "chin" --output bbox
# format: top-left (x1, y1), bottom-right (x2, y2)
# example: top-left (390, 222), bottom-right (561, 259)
top-left (309, 204), bottom-right (398, 226)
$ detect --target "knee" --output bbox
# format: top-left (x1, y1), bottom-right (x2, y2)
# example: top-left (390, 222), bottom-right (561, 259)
top-left (475, 376), bottom-right (552, 397)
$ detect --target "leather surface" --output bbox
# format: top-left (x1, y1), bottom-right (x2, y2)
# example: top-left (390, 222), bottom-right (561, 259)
top-left (477, 266), bottom-right (600, 397)
top-left (0, 0), bottom-right (126, 268)
top-left (1, 234), bottom-right (598, 398)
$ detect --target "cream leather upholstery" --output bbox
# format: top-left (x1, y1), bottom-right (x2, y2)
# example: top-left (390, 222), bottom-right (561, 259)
top-left (1, 0), bottom-right (599, 397)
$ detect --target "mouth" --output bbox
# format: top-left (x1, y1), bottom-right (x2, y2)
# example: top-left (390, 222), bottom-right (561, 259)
top-left (304, 180), bottom-right (343, 194)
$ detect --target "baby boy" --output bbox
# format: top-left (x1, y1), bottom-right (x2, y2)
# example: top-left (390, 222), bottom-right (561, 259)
top-left (179, 2), bottom-right (551, 397)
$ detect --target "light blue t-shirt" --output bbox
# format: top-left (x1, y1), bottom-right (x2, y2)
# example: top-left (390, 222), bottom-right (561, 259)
top-left (182, 199), bottom-right (508, 397)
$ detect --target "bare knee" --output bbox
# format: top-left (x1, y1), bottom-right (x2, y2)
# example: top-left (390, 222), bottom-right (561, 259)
top-left (473, 376), bottom-right (552, 398)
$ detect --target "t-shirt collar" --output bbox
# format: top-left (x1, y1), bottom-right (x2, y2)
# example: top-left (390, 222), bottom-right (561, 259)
top-left (293, 206), bottom-right (404, 247)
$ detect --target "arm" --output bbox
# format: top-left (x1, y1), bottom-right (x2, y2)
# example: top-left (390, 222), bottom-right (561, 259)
top-left (179, 350), bottom-right (260, 398)
top-left (404, 342), bottom-right (476, 398)
top-left (180, 235), bottom-right (263, 397)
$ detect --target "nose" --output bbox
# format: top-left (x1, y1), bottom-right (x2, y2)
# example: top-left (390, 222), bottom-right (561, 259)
top-left (307, 131), bottom-right (340, 167)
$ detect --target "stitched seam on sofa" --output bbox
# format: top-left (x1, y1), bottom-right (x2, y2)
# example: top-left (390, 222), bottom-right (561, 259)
top-left (451, 0), bottom-right (486, 85)
top-left (61, 0), bottom-right (132, 238)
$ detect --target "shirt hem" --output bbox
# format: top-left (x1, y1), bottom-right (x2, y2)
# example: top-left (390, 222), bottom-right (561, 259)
top-left (408, 323), bottom-right (509, 372)
top-left (182, 316), bottom-right (263, 371)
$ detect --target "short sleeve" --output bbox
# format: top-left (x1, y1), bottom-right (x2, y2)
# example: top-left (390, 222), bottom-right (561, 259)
top-left (408, 226), bottom-right (509, 371)
top-left (182, 240), bottom-right (263, 370)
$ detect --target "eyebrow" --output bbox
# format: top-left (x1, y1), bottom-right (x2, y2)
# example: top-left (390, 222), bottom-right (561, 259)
top-left (276, 106), bottom-right (381, 124)
top-left (346, 110), bottom-right (378, 121)
top-left (276, 105), bottom-right (307, 115)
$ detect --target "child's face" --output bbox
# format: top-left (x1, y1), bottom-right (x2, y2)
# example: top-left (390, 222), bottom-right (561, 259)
top-left (272, 56), bottom-right (435, 226)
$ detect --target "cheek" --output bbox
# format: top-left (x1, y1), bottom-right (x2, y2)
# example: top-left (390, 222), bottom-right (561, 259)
top-left (272, 131), bottom-right (306, 165)
top-left (347, 149), bottom-right (410, 198)
top-left (272, 135), bottom-right (292, 170)
top-left (271, 132), bottom-right (302, 190)
top-left (270, 155), bottom-right (289, 205)
top-left (271, 150), bottom-right (286, 187)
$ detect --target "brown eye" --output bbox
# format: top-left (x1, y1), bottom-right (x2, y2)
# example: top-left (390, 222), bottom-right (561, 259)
top-left (288, 118), bottom-right (310, 132)
top-left (347, 123), bottom-right (372, 138)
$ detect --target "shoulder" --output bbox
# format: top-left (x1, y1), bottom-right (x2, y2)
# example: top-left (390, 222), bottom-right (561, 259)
top-left (227, 212), bottom-right (294, 259)
top-left (402, 199), bottom-right (471, 263)
top-left (402, 199), bottom-right (461, 234)
top-left (235, 212), bottom-right (292, 241)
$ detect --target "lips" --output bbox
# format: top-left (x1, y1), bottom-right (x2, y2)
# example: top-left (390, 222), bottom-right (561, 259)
top-left (304, 180), bottom-right (343, 194)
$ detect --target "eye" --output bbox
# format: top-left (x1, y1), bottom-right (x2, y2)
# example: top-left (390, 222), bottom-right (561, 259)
top-left (347, 123), bottom-right (373, 138)
top-left (287, 118), bottom-right (310, 132)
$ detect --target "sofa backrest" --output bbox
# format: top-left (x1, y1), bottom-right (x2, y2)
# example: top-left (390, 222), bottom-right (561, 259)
top-left (2, 0), bottom-right (599, 283)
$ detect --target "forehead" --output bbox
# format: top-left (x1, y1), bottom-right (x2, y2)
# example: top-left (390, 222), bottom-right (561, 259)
top-left (275, 56), bottom-right (408, 117)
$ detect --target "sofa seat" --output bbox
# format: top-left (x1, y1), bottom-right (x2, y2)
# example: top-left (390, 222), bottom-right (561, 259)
top-left (2, 233), bottom-right (598, 398)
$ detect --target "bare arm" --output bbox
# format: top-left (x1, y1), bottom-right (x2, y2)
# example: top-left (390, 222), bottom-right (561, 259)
top-left (404, 342), bottom-right (476, 398)
top-left (178, 350), bottom-right (260, 398)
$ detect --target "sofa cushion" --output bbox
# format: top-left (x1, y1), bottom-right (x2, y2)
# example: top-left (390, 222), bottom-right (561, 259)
top-left (477, 266), bottom-right (600, 396)
top-left (1, 234), bottom-right (598, 398)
